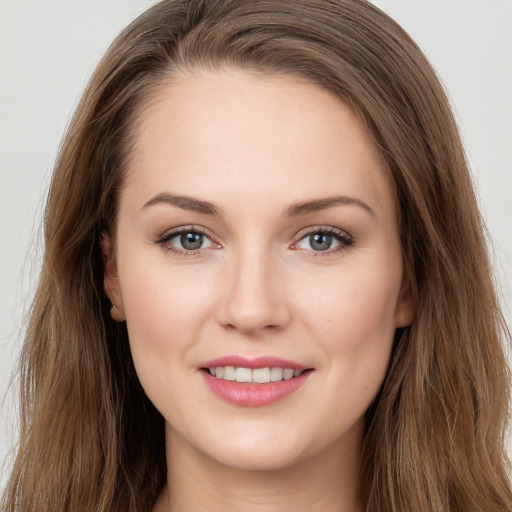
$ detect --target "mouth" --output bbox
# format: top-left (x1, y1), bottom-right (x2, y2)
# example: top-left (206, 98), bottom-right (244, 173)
top-left (204, 366), bottom-right (309, 383)
top-left (199, 357), bottom-right (314, 407)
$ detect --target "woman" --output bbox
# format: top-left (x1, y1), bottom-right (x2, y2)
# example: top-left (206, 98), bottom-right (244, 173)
top-left (2, 0), bottom-right (511, 511)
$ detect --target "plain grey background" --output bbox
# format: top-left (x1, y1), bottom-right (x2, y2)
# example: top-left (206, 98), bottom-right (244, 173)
top-left (1, 0), bottom-right (511, 486)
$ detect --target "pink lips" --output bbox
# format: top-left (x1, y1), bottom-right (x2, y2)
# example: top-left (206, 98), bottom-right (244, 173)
top-left (202, 355), bottom-right (308, 370)
top-left (199, 356), bottom-right (312, 407)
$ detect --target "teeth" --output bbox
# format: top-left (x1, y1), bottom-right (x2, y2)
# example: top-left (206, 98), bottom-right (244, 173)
top-left (283, 368), bottom-right (294, 380)
top-left (235, 367), bottom-right (252, 383)
top-left (253, 367), bottom-right (271, 383)
top-left (224, 366), bottom-right (235, 381)
top-left (208, 366), bottom-right (305, 383)
top-left (270, 367), bottom-right (283, 381)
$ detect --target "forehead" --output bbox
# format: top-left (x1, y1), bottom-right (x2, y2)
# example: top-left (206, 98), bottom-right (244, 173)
top-left (122, 69), bottom-right (395, 219)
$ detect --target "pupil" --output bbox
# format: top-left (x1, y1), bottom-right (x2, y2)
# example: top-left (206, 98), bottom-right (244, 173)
top-left (181, 232), bottom-right (203, 250)
top-left (310, 233), bottom-right (332, 251)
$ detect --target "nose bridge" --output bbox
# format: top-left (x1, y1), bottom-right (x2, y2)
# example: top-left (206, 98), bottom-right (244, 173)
top-left (217, 237), bottom-right (290, 334)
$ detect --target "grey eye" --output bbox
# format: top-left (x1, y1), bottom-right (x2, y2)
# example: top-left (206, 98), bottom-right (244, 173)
top-left (295, 231), bottom-right (344, 252)
top-left (180, 231), bottom-right (204, 250)
top-left (166, 230), bottom-right (215, 251)
top-left (309, 233), bottom-right (333, 251)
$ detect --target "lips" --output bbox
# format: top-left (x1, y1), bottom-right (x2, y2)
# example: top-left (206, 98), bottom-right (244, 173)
top-left (199, 356), bottom-right (313, 407)
top-left (202, 355), bottom-right (309, 370)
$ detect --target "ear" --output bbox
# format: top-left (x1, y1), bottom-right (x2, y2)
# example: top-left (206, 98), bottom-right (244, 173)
top-left (101, 232), bottom-right (126, 322)
top-left (395, 271), bottom-right (415, 328)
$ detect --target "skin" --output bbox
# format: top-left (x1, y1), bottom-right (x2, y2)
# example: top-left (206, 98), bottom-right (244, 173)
top-left (103, 69), bottom-right (414, 512)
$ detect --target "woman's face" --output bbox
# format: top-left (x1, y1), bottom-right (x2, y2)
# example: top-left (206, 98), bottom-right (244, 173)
top-left (104, 69), bottom-right (413, 471)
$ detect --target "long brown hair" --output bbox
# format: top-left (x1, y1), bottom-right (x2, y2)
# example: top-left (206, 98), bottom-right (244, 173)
top-left (3, 1), bottom-right (511, 511)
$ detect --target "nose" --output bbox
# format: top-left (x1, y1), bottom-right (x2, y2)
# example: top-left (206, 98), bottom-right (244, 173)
top-left (215, 243), bottom-right (292, 336)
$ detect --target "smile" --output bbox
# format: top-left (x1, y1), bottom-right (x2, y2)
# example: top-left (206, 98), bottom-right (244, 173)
top-left (208, 366), bottom-right (304, 383)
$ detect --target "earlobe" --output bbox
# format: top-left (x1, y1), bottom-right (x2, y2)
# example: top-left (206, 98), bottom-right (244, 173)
top-left (101, 232), bottom-right (126, 322)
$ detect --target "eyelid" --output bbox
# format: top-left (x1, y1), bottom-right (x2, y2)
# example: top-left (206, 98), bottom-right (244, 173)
top-left (155, 225), bottom-right (221, 255)
top-left (290, 225), bottom-right (354, 253)
top-left (153, 224), bottom-right (353, 256)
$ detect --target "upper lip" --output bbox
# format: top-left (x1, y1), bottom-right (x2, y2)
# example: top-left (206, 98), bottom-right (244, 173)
top-left (200, 355), bottom-right (310, 370)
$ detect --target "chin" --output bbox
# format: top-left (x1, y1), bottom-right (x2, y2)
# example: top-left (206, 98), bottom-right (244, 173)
top-left (188, 418), bottom-right (351, 473)
top-left (175, 419), bottom-right (313, 472)
top-left (207, 442), bottom-right (308, 472)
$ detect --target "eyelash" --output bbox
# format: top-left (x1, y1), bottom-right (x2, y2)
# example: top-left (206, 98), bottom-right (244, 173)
top-left (291, 226), bottom-right (354, 256)
top-left (154, 225), bottom-right (354, 257)
top-left (155, 225), bottom-right (219, 256)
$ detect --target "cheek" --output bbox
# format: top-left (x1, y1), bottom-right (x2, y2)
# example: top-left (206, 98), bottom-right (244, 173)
top-left (116, 251), bottom-right (215, 371)
top-left (298, 258), bottom-right (401, 405)
top-left (306, 266), bottom-right (400, 348)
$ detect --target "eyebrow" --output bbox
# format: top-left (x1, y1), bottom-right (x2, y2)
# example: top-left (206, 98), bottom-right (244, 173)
top-left (142, 192), bottom-right (374, 218)
top-left (285, 195), bottom-right (375, 217)
top-left (142, 193), bottom-right (221, 216)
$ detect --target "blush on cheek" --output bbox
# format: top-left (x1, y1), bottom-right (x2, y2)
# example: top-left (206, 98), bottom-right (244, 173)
top-left (321, 281), bottom-right (398, 351)
top-left (121, 266), bottom-right (214, 364)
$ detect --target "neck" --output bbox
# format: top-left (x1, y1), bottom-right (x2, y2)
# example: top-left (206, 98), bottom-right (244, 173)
top-left (153, 425), bottom-right (362, 512)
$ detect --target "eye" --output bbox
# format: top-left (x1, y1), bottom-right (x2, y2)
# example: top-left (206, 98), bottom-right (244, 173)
top-left (156, 226), bottom-right (220, 254)
top-left (173, 231), bottom-right (208, 250)
top-left (292, 227), bottom-right (353, 253)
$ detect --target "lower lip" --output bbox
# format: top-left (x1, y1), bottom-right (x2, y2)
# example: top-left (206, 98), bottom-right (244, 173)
top-left (201, 370), bottom-right (311, 407)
